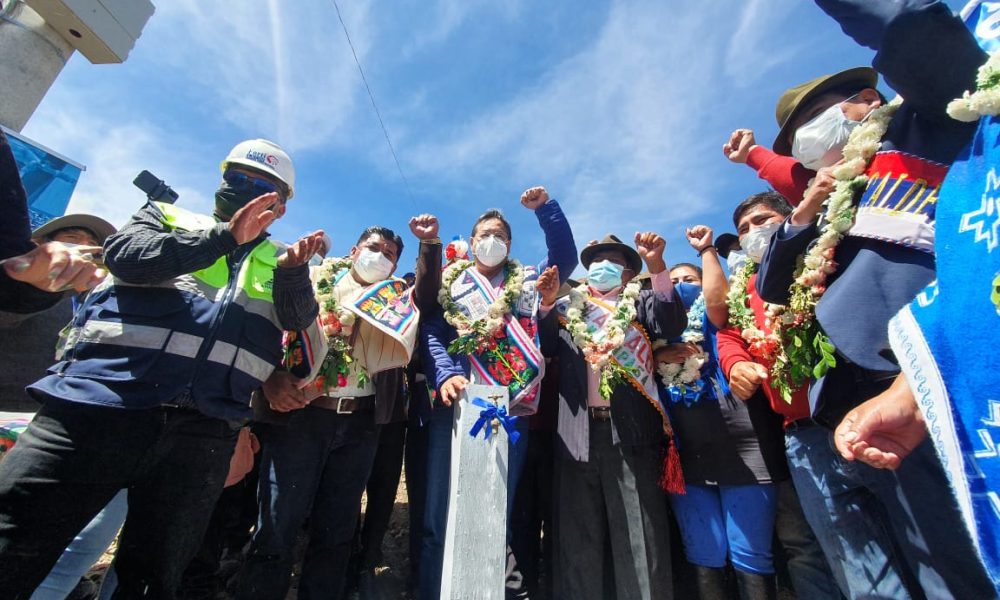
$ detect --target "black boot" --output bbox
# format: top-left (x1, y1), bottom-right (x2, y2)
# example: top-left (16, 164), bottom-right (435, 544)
top-left (693, 565), bottom-right (729, 600)
top-left (734, 570), bottom-right (776, 600)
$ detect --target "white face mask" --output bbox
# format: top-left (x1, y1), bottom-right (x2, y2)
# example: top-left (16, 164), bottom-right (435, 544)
top-left (791, 96), bottom-right (863, 171)
top-left (354, 248), bottom-right (395, 283)
top-left (474, 235), bottom-right (508, 268)
top-left (740, 222), bottom-right (781, 264)
top-left (726, 250), bottom-right (748, 273)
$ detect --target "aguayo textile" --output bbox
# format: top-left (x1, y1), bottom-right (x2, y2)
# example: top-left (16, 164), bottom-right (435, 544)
top-left (889, 113), bottom-right (1000, 590)
top-left (448, 264), bottom-right (545, 413)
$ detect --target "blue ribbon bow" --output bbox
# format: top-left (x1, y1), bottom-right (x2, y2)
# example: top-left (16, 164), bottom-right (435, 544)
top-left (468, 397), bottom-right (521, 445)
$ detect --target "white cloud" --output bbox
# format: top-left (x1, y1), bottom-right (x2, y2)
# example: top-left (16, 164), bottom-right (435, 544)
top-left (404, 0), bottom-right (743, 247)
top-left (145, 0), bottom-right (372, 152)
top-left (22, 101), bottom-right (213, 228)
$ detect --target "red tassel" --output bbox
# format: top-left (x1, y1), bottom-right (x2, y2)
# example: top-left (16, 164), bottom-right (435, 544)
top-left (660, 437), bottom-right (686, 495)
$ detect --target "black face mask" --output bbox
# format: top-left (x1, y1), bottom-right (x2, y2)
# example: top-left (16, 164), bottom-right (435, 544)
top-left (214, 182), bottom-right (259, 221)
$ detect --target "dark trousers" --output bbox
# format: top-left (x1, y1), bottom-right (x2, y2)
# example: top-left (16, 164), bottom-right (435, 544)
top-left (358, 419), bottom-right (406, 569)
top-left (773, 478), bottom-right (842, 600)
top-left (0, 399), bottom-right (237, 600)
top-left (510, 429), bottom-right (555, 598)
top-left (555, 419), bottom-right (673, 600)
top-left (179, 453), bottom-right (260, 599)
top-left (405, 418), bottom-right (428, 590)
top-left (237, 405), bottom-right (379, 600)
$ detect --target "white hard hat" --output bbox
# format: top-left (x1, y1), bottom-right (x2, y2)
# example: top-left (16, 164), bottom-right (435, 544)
top-left (221, 139), bottom-right (295, 199)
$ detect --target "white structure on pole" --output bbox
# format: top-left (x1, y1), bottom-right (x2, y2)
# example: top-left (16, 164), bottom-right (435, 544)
top-left (0, 0), bottom-right (153, 131)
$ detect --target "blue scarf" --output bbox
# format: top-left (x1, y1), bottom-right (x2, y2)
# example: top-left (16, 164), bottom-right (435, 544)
top-left (656, 282), bottom-right (731, 408)
top-left (890, 113), bottom-right (1000, 591)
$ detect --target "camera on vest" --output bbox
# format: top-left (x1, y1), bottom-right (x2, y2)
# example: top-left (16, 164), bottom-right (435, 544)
top-left (133, 170), bottom-right (179, 204)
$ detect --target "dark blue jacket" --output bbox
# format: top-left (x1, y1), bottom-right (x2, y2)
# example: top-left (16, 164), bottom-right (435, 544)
top-left (757, 0), bottom-right (985, 421)
top-left (419, 200), bottom-right (577, 404)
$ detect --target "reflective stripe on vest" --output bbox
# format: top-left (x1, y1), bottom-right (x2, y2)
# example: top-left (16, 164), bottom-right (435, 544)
top-left (55, 202), bottom-right (283, 413)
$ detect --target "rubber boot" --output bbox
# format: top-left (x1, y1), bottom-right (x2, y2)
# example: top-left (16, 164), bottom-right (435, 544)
top-left (735, 569), bottom-right (777, 600)
top-left (693, 565), bottom-right (729, 600)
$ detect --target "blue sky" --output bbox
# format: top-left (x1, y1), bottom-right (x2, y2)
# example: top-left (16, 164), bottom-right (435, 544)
top-left (22, 0), bottom-right (964, 274)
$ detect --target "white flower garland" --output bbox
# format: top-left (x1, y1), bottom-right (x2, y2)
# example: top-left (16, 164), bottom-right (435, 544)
top-left (948, 51), bottom-right (1000, 121)
top-left (656, 293), bottom-right (708, 391)
top-left (768, 100), bottom-right (900, 401)
top-left (313, 257), bottom-right (364, 389)
top-left (438, 259), bottom-right (525, 354)
top-left (564, 281), bottom-right (642, 399)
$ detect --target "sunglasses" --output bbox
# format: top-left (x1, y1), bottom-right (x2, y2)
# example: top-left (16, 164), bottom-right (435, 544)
top-left (223, 170), bottom-right (284, 199)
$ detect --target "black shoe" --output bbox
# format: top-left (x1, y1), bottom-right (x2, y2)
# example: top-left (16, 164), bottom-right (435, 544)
top-left (693, 565), bottom-right (729, 600)
top-left (734, 570), bottom-right (776, 600)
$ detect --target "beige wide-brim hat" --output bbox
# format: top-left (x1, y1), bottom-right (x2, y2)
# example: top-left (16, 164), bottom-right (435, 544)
top-left (772, 66), bottom-right (878, 156)
top-left (32, 214), bottom-right (117, 244)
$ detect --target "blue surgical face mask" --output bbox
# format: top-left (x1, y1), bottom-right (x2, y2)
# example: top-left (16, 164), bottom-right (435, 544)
top-left (587, 260), bottom-right (624, 292)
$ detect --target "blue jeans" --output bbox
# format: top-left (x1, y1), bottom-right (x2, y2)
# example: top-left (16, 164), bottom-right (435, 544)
top-left (0, 399), bottom-right (237, 599)
top-left (786, 423), bottom-right (995, 599)
top-left (772, 479), bottom-right (841, 600)
top-left (669, 483), bottom-right (777, 574)
top-left (418, 404), bottom-right (530, 600)
top-left (31, 489), bottom-right (128, 600)
top-left (237, 406), bottom-right (379, 600)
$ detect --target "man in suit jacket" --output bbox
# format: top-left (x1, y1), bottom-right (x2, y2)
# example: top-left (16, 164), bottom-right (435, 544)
top-left (537, 232), bottom-right (686, 600)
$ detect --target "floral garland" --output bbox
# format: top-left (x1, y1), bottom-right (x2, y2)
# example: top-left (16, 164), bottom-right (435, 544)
top-left (656, 293), bottom-right (708, 396)
top-left (564, 281), bottom-right (642, 399)
top-left (768, 100), bottom-right (900, 401)
top-left (948, 51), bottom-right (1000, 121)
top-left (438, 259), bottom-right (525, 355)
top-left (725, 259), bottom-right (782, 362)
top-left (313, 257), bottom-right (366, 390)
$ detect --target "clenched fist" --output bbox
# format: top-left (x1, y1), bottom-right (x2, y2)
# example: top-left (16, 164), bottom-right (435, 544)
top-left (520, 187), bottom-right (550, 210)
top-left (685, 225), bottom-right (714, 254)
top-left (723, 129), bottom-right (757, 164)
top-left (409, 214), bottom-right (440, 240)
top-left (728, 361), bottom-right (768, 401)
top-left (634, 231), bottom-right (667, 273)
top-left (535, 265), bottom-right (560, 305)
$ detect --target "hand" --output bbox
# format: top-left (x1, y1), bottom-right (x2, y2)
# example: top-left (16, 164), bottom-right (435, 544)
top-left (2, 241), bottom-right (107, 293)
top-left (791, 166), bottom-right (837, 226)
top-left (520, 186), bottom-right (549, 210)
top-left (439, 375), bottom-right (469, 407)
top-left (723, 129), bottom-right (757, 164)
top-left (228, 193), bottom-right (280, 244)
top-left (835, 376), bottom-right (927, 470)
top-left (685, 225), bottom-right (714, 254)
top-left (655, 343), bottom-right (701, 365)
top-left (634, 231), bottom-right (666, 273)
top-left (277, 230), bottom-right (327, 269)
top-left (409, 214), bottom-right (440, 240)
top-left (728, 360), bottom-right (768, 401)
top-left (262, 370), bottom-right (309, 413)
top-left (535, 265), bottom-right (560, 305)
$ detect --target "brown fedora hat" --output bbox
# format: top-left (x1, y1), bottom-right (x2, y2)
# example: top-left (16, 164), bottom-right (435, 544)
top-left (772, 66), bottom-right (878, 156)
top-left (580, 234), bottom-right (642, 274)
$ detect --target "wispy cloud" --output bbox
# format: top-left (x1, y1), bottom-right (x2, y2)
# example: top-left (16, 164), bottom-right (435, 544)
top-left (403, 0), bottom-right (755, 248)
top-left (147, 0), bottom-right (372, 152)
top-left (23, 101), bottom-right (213, 227)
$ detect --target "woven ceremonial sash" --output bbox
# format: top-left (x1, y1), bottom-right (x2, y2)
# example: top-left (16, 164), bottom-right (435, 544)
top-left (449, 265), bottom-right (544, 412)
top-left (558, 295), bottom-right (670, 431)
top-left (346, 278), bottom-right (420, 374)
top-left (847, 150), bottom-right (947, 254)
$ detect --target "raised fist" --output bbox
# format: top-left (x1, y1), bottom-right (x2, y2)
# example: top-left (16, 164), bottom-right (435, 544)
top-left (685, 225), bottom-right (714, 254)
top-left (520, 186), bottom-right (550, 210)
top-left (409, 214), bottom-right (440, 240)
top-left (723, 129), bottom-right (757, 164)
top-left (634, 231), bottom-right (666, 273)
